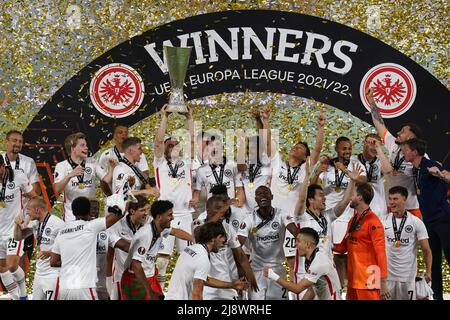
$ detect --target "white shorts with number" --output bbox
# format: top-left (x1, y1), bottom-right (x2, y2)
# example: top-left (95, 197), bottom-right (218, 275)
top-left (32, 275), bottom-right (59, 300)
top-left (0, 237), bottom-right (25, 259)
top-left (57, 288), bottom-right (98, 300)
top-left (159, 214), bottom-right (193, 255)
top-left (249, 267), bottom-right (288, 300)
top-left (387, 279), bottom-right (416, 300)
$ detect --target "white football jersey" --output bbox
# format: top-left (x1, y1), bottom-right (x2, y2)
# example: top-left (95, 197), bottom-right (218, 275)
top-left (29, 214), bottom-right (65, 278)
top-left (108, 214), bottom-right (143, 283)
top-left (356, 155), bottom-right (387, 218)
top-left (0, 172), bottom-right (33, 237)
top-left (194, 160), bottom-right (243, 201)
top-left (124, 222), bottom-right (171, 278)
top-left (53, 158), bottom-right (107, 222)
top-left (303, 248), bottom-right (341, 300)
top-left (165, 243), bottom-right (211, 300)
top-left (154, 156), bottom-right (193, 215)
top-left (270, 152), bottom-right (306, 214)
top-left (295, 208), bottom-right (336, 278)
top-left (381, 212), bottom-right (428, 283)
top-left (383, 131), bottom-right (421, 210)
top-left (96, 230), bottom-right (121, 289)
top-left (241, 157), bottom-right (272, 212)
top-left (237, 207), bottom-right (295, 271)
top-left (52, 218), bottom-right (106, 290)
top-left (192, 218), bottom-right (240, 282)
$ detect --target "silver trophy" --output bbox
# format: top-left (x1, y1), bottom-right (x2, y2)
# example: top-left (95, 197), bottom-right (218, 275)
top-left (163, 45), bottom-right (192, 113)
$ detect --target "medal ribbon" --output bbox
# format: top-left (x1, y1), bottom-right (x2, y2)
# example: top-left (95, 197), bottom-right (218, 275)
top-left (67, 157), bottom-right (86, 184)
top-left (167, 160), bottom-right (181, 179)
top-left (304, 247), bottom-right (319, 273)
top-left (120, 156), bottom-right (150, 187)
top-left (392, 150), bottom-right (405, 172)
top-left (305, 209), bottom-right (327, 236)
top-left (392, 212), bottom-right (407, 244)
top-left (37, 213), bottom-right (51, 248)
top-left (254, 208), bottom-right (275, 232)
top-left (0, 170), bottom-right (9, 203)
top-left (412, 167), bottom-right (420, 193)
top-left (347, 208), bottom-right (370, 235)
top-left (248, 162), bottom-right (261, 183)
top-left (358, 154), bottom-right (377, 182)
top-left (287, 162), bottom-right (301, 185)
top-left (210, 163), bottom-right (225, 186)
top-left (332, 159), bottom-right (346, 189)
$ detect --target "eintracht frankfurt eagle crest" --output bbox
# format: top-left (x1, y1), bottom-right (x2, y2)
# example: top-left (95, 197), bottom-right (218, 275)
top-left (360, 63), bottom-right (417, 118)
top-left (90, 63), bottom-right (145, 118)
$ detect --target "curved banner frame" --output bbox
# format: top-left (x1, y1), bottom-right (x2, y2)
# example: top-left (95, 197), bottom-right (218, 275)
top-left (22, 10), bottom-right (449, 205)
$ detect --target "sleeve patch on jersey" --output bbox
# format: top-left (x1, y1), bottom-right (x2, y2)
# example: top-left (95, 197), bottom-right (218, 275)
top-left (45, 228), bottom-right (51, 236)
top-left (239, 222), bottom-right (246, 230)
top-left (55, 172), bottom-right (59, 178)
top-left (137, 247), bottom-right (146, 255)
top-left (118, 173), bottom-right (124, 180)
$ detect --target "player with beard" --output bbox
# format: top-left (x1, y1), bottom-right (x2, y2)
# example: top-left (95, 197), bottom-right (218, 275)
top-left (334, 183), bottom-right (389, 300)
top-left (237, 186), bottom-right (299, 300)
top-left (166, 221), bottom-right (248, 300)
top-left (366, 88), bottom-right (424, 219)
top-left (316, 136), bottom-right (366, 291)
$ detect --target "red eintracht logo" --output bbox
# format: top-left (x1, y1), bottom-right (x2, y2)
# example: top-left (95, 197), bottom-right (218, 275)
top-left (360, 63), bottom-right (416, 118)
top-left (90, 63), bottom-right (144, 118)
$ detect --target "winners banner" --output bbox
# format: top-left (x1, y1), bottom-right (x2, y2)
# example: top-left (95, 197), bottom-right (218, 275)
top-left (22, 10), bottom-right (449, 204)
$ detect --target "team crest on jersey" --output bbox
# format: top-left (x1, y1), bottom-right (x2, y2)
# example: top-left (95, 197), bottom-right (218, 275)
top-left (118, 173), bottom-right (124, 180)
top-left (137, 247), bottom-right (146, 255)
top-left (224, 169), bottom-right (232, 177)
top-left (45, 228), bottom-right (51, 236)
top-left (99, 232), bottom-right (107, 240)
top-left (271, 221), bottom-right (280, 230)
top-left (177, 160), bottom-right (184, 167)
top-left (360, 63), bottom-right (416, 118)
top-left (7, 182), bottom-right (15, 189)
top-left (405, 225), bottom-right (413, 233)
top-left (85, 167), bottom-right (92, 175)
top-left (232, 220), bottom-right (239, 229)
top-left (90, 63), bottom-right (145, 118)
top-left (55, 172), bottom-right (59, 178)
top-left (239, 222), bottom-right (246, 230)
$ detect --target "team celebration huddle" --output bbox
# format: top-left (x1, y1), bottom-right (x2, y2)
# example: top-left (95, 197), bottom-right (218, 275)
top-left (0, 88), bottom-right (449, 301)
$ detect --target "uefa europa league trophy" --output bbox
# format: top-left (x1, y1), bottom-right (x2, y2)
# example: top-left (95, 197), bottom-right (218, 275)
top-left (163, 45), bottom-right (192, 113)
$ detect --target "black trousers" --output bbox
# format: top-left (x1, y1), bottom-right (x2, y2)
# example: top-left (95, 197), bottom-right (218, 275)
top-left (425, 214), bottom-right (450, 300)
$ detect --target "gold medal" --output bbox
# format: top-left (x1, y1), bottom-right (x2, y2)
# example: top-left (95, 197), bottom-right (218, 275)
top-left (392, 170), bottom-right (398, 176)
top-left (0, 200), bottom-right (6, 208)
top-left (78, 183), bottom-right (85, 189)
top-left (322, 235), bottom-right (328, 243)
top-left (247, 182), bottom-right (254, 189)
top-left (170, 178), bottom-right (178, 185)
top-left (394, 240), bottom-right (401, 248)
top-left (335, 186), bottom-right (342, 192)
top-left (287, 184), bottom-right (293, 191)
top-left (251, 227), bottom-right (258, 233)
top-left (145, 183), bottom-right (151, 189)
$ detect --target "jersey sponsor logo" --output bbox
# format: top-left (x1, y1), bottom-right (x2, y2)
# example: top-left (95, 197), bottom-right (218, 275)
top-left (224, 169), bottom-right (232, 177)
top-left (360, 63), bottom-right (416, 118)
top-left (405, 225), bottom-right (413, 233)
top-left (137, 246), bottom-right (146, 255)
top-left (386, 236), bottom-right (410, 245)
top-left (256, 233), bottom-right (280, 242)
top-left (271, 221), bottom-right (280, 230)
top-left (99, 232), bottom-right (107, 241)
top-left (232, 219), bottom-right (239, 229)
top-left (85, 167), bottom-right (93, 175)
top-left (71, 179), bottom-right (93, 187)
top-left (45, 228), bottom-right (51, 236)
top-left (97, 242), bottom-right (107, 254)
top-left (7, 182), bottom-right (15, 189)
top-left (90, 63), bottom-right (145, 118)
top-left (239, 222), bottom-right (246, 230)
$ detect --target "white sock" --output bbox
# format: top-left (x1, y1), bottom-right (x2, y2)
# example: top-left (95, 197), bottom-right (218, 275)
top-left (1, 271), bottom-right (20, 300)
top-left (11, 267), bottom-right (26, 297)
top-left (156, 257), bottom-right (169, 291)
